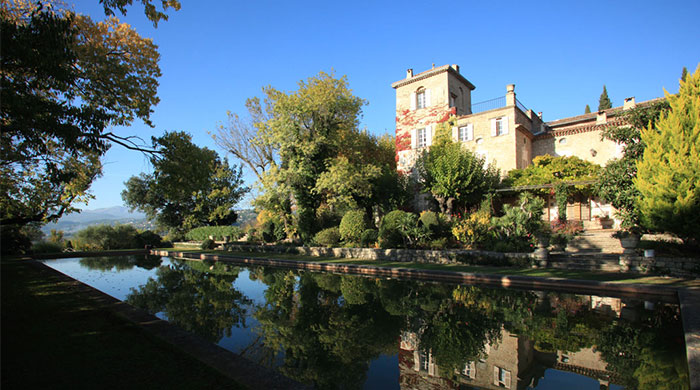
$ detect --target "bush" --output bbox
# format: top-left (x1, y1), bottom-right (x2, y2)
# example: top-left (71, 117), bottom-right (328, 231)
top-left (135, 230), bottom-right (165, 248)
top-left (313, 227), bottom-right (341, 248)
top-left (185, 226), bottom-right (244, 241)
top-left (379, 210), bottom-right (421, 248)
top-left (200, 238), bottom-right (216, 250)
top-left (31, 241), bottom-right (64, 254)
top-left (452, 210), bottom-right (491, 249)
top-left (489, 193), bottom-right (546, 253)
top-left (360, 229), bottom-right (378, 247)
top-left (339, 210), bottom-right (366, 244)
top-left (74, 224), bottom-right (141, 251)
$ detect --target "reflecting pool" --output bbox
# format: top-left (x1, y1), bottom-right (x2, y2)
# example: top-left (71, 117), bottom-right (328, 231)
top-left (42, 256), bottom-right (690, 390)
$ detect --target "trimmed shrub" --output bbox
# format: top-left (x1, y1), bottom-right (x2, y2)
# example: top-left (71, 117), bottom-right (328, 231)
top-left (200, 238), bottom-right (216, 250)
top-left (419, 210), bottom-right (440, 231)
top-left (313, 227), bottom-right (341, 248)
top-left (185, 226), bottom-right (244, 241)
top-left (339, 210), bottom-right (366, 244)
top-left (74, 224), bottom-right (140, 251)
top-left (360, 229), bottom-right (378, 248)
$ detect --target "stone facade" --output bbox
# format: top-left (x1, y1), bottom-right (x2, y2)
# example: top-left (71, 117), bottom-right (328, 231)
top-left (392, 64), bottom-right (663, 223)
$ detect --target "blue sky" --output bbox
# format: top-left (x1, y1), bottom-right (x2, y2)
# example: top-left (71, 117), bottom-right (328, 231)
top-left (72, 0), bottom-right (700, 210)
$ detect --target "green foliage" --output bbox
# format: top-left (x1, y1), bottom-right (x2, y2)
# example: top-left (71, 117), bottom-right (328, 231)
top-left (598, 85), bottom-right (612, 111)
top-left (597, 100), bottom-right (670, 230)
top-left (490, 193), bottom-right (545, 252)
top-left (636, 65), bottom-right (700, 244)
top-left (378, 210), bottom-right (422, 248)
top-left (122, 131), bottom-right (249, 235)
top-left (313, 227), bottom-right (341, 248)
top-left (360, 229), bottom-right (378, 247)
top-left (185, 226), bottom-right (244, 242)
top-left (100, 0), bottom-right (181, 27)
top-left (417, 124), bottom-right (500, 215)
top-left (505, 154), bottom-right (601, 197)
top-left (584, 104), bottom-right (591, 114)
top-left (554, 182), bottom-right (569, 221)
top-left (72, 224), bottom-right (163, 250)
top-left (1, 2), bottom-right (161, 228)
top-left (31, 241), bottom-right (64, 254)
top-left (339, 210), bottom-right (366, 244)
top-left (200, 238), bottom-right (216, 250)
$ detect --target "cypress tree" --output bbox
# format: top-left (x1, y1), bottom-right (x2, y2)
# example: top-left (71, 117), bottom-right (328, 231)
top-left (598, 85), bottom-right (612, 111)
top-left (584, 104), bottom-right (591, 114)
top-left (635, 65), bottom-right (700, 244)
top-left (681, 66), bottom-right (689, 82)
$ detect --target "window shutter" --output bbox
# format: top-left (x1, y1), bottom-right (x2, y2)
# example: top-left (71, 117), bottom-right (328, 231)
top-left (493, 366), bottom-right (500, 385)
top-left (468, 124), bottom-right (474, 141)
top-left (491, 118), bottom-right (497, 136)
top-left (425, 89), bottom-right (431, 107)
top-left (502, 116), bottom-right (509, 135)
top-left (428, 353), bottom-right (436, 376)
top-left (505, 370), bottom-right (512, 388)
top-left (452, 126), bottom-right (458, 142)
top-left (426, 125), bottom-right (433, 146)
top-left (411, 129), bottom-right (418, 149)
top-left (413, 351), bottom-right (420, 372)
top-left (410, 92), bottom-right (416, 111)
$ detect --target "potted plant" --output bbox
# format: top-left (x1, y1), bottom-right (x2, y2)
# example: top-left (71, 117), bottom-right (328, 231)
top-left (595, 213), bottom-right (614, 229)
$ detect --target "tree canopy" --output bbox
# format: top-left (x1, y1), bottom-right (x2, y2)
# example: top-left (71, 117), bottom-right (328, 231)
top-left (416, 121), bottom-right (500, 216)
top-left (122, 131), bottom-right (248, 235)
top-left (1, 1), bottom-right (161, 228)
top-left (505, 154), bottom-right (601, 195)
top-left (636, 65), bottom-right (700, 244)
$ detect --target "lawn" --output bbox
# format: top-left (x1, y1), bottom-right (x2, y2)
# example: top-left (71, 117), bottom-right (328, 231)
top-left (1, 259), bottom-right (244, 390)
top-left (171, 246), bottom-right (700, 288)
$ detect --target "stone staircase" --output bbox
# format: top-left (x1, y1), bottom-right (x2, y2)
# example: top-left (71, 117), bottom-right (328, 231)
top-left (549, 229), bottom-right (622, 272)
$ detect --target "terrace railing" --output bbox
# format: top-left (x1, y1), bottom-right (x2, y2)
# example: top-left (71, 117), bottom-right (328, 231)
top-left (470, 96), bottom-right (530, 114)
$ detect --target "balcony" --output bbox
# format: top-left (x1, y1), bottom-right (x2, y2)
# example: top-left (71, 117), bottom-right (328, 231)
top-left (471, 96), bottom-right (529, 114)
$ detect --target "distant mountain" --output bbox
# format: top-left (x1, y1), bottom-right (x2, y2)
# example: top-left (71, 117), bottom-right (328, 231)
top-left (41, 207), bottom-right (256, 237)
top-left (57, 206), bottom-right (145, 223)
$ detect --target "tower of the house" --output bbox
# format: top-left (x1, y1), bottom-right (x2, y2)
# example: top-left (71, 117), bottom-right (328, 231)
top-left (391, 64), bottom-right (476, 173)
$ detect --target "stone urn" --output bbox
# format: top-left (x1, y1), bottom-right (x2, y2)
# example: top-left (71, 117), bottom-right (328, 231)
top-left (618, 233), bottom-right (640, 257)
top-left (534, 234), bottom-right (550, 267)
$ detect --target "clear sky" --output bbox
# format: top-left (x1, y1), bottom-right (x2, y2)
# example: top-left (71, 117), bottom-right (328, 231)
top-left (72, 0), bottom-right (700, 210)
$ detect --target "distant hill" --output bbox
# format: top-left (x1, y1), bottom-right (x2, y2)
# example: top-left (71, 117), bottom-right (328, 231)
top-left (42, 207), bottom-right (257, 237)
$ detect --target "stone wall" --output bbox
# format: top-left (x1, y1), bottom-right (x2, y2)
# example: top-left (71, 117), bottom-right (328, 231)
top-left (620, 256), bottom-right (700, 276)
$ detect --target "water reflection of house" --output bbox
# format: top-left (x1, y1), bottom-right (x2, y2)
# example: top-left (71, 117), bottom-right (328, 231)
top-left (399, 326), bottom-right (621, 389)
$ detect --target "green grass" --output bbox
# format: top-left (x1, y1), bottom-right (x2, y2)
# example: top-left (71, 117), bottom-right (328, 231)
top-left (177, 247), bottom-right (700, 288)
top-left (1, 260), bottom-right (244, 390)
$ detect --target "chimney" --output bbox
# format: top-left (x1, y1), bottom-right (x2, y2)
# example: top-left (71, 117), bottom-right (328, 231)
top-left (506, 84), bottom-right (516, 106)
top-left (596, 111), bottom-right (607, 124)
top-left (451, 64), bottom-right (460, 73)
top-left (406, 68), bottom-right (413, 78)
top-left (623, 97), bottom-right (636, 110)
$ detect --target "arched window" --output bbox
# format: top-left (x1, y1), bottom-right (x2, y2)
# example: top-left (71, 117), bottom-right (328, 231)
top-left (416, 87), bottom-right (426, 109)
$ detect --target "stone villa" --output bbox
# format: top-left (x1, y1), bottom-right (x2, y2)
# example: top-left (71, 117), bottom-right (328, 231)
top-left (392, 64), bottom-right (659, 226)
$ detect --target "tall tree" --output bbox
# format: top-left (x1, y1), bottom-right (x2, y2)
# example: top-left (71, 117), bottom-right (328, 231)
top-left (681, 66), bottom-right (689, 83)
top-left (99, 0), bottom-right (181, 27)
top-left (584, 104), bottom-right (591, 114)
top-left (596, 100), bottom-right (669, 230)
top-left (598, 85), bottom-right (612, 111)
top-left (1, 1), bottom-right (161, 228)
top-left (635, 65), bottom-right (700, 244)
top-left (122, 131), bottom-right (249, 235)
top-left (417, 121), bottom-right (500, 216)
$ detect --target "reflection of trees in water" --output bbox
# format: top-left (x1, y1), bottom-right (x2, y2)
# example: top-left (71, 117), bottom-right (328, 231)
top-left (597, 305), bottom-right (689, 390)
top-left (79, 255), bottom-right (163, 271)
top-left (126, 261), bottom-right (251, 343)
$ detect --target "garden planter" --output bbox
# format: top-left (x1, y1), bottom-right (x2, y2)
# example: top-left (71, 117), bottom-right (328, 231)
top-left (618, 234), bottom-right (640, 257)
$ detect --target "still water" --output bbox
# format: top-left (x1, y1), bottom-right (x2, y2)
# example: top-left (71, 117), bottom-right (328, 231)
top-left (42, 255), bottom-right (689, 390)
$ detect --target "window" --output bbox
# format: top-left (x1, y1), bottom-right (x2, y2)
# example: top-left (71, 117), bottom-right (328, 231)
top-left (419, 351), bottom-right (429, 371)
top-left (417, 128), bottom-right (427, 148)
top-left (462, 361), bottom-right (476, 379)
top-left (459, 124), bottom-right (473, 142)
top-left (493, 367), bottom-right (511, 388)
top-left (450, 93), bottom-right (457, 108)
top-left (491, 117), bottom-right (508, 136)
top-left (417, 89), bottom-right (426, 109)
top-left (559, 137), bottom-right (567, 145)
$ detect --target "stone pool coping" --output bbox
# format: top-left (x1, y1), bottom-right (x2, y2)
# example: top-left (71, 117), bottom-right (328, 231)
top-left (25, 259), bottom-right (309, 390)
top-left (155, 249), bottom-right (700, 390)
